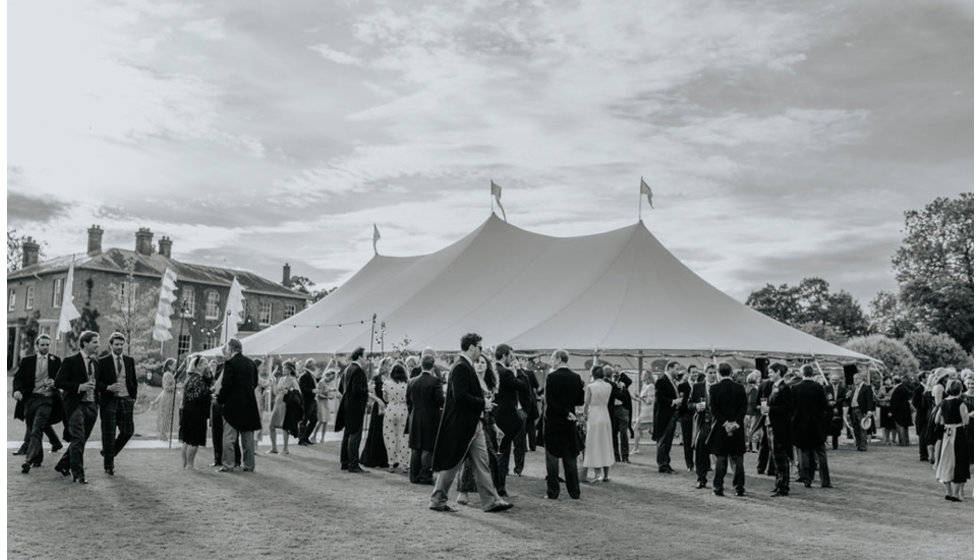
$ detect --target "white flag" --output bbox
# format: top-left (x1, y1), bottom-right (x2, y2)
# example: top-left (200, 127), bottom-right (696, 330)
top-left (57, 257), bottom-right (82, 335)
top-left (222, 276), bottom-right (245, 343)
top-left (491, 180), bottom-right (507, 222)
top-left (152, 267), bottom-right (179, 342)
top-left (373, 224), bottom-right (381, 255)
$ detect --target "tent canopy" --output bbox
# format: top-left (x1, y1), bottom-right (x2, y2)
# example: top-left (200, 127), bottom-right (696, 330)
top-left (227, 214), bottom-right (872, 363)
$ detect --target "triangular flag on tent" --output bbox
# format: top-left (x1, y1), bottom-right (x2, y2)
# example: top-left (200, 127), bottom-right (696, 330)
top-left (373, 224), bottom-right (381, 255)
top-left (152, 267), bottom-right (179, 342)
top-left (640, 177), bottom-right (654, 209)
top-left (491, 180), bottom-right (507, 222)
top-left (222, 276), bottom-right (245, 343)
top-left (57, 257), bottom-right (82, 335)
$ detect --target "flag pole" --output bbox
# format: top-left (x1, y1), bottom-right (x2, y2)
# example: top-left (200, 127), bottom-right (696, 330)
top-left (638, 187), bottom-right (642, 222)
top-left (490, 181), bottom-right (494, 216)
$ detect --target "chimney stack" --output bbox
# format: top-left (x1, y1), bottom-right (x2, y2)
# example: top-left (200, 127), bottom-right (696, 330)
top-left (87, 225), bottom-right (103, 255)
top-left (135, 228), bottom-right (154, 256)
top-left (282, 263), bottom-right (291, 287)
top-left (158, 236), bottom-right (172, 259)
top-left (22, 237), bottom-right (39, 268)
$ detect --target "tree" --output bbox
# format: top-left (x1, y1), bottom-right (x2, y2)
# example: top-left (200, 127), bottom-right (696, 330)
top-left (868, 291), bottom-right (920, 339)
top-left (797, 321), bottom-right (847, 345)
top-left (103, 275), bottom-right (159, 368)
top-left (746, 277), bottom-right (869, 337)
top-left (844, 335), bottom-right (920, 379)
top-left (892, 192), bottom-right (973, 352)
top-left (902, 332), bottom-right (971, 371)
top-left (289, 275), bottom-right (336, 304)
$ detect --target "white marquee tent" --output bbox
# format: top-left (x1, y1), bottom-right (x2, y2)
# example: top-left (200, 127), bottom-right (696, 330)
top-left (229, 215), bottom-right (871, 363)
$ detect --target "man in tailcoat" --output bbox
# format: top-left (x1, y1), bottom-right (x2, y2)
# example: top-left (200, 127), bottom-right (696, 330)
top-left (652, 361), bottom-right (683, 473)
top-left (543, 349), bottom-right (585, 500)
top-left (335, 347), bottom-right (369, 472)
top-left (13, 334), bottom-right (64, 473)
top-left (762, 363), bottom-right (794, 496)
top-left (847, 372), bottom-right (876, 452)
top-left (708, 362), bottom-right (747, 497)
top-left (606, 366), bottom-right (633, 464)
top-left (676, 367), bottom-right (695, 471)
top-left (54, 331), bottom-right (102, 483)
top-left (824, 374), bottom-right (846, 450)
top-left (518, 361), bottom-right (542, 452)
top-left (406, 354), bottom-right (444, 484)
top-left (297, 359), bottom-right (318, 446)
top-left (911, 372), bottom-right (932, 460)
top-left (216, 338), bottom-right (261, 472)
top-left (96, 332), bottom-right (138, 476)
top-left (493, 344), bottom-right (526, 491)
top-left (429, 333), bottom-right (512, 513)
top-left (689, 367), bottom-right (714, 489)
top-left (791, 365), bottom-right (832, 489)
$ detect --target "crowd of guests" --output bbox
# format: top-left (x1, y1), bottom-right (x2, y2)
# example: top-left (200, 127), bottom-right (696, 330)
top-left (10, 329), bottom-right (973, 507)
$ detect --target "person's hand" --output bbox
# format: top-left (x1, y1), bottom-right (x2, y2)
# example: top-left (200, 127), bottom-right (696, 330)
top-left (79, 381), bottom-right (95, 393)
top-left (567, 412), bottom-right (576, 421)
top-left (672, 398), bottom-right (682, 406)
top-left (760, 404), bottom-right (769, 415)
top-left (13, 391), bottom-right (22, 401)
top-left (696, 402), bottom-right (706, 412)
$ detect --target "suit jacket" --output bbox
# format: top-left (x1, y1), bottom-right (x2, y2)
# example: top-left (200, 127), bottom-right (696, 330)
top-left (56, 352), bottom-right (100, 420)
top-left (756, 379), bottom-right (774, 429)
top-left (432, 357), bottom-right (487, 471)
top-left (848, 383), bottom-right (876, 415)
top-left (766, 379), bottom-right (795, 450)
top-left (519, 368), bottom-right (541, 420)
top-left (493, 364), bottom-right (526, 437)
top-left (791, 379), bottom-right (827, 450)
top-left (299, 370), bottom-right (317, 410)
top-left (96, 353), bottom-right (138, 402)
top-left (651, 374), bottom-right (679, 440)
top-left (676, 380), bottom-right (693, 418)
top-left (707, 378), bottom-right (747, 456)
top-left (543, 367), bottom-right (585, 458)
top-left (217, 353), bottom-right (262, 432)
top-left (406, 371), bottom-right (445, 451)
top-left (912, 383), bottom-right (933, 425)
top-left (334, 362), bottom-right (368, 432)
top-left (13, 353), bottom-right (64, 424)
top-left (689, 381), bottom-right (712, 440)
top-left (890, 383), bottom-right (913, 427)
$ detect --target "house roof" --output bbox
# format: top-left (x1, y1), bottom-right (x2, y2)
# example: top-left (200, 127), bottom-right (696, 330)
top-left (8, 248), bottom-right (308, 300)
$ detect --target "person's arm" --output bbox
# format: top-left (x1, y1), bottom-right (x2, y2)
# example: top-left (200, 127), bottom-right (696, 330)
top-left (431, 380), bottom-right (445, 410)
top-left (583, 385), bottom-right (592, 419)
top-left (11, 359), bottom-right (26, 400)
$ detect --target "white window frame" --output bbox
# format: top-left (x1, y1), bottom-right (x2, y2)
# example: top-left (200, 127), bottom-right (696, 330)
top-left (180, 286), bottom-right (195, 317)
top-left (25, 285), bottom-right (34, 310)
top-left (7, 288), bottom-right (16, 311)
top-left (178, 334), bottom-right (192, 356)
top-left (205, 290), bottom-right (220, 320)
top-left (52, 278), bottom-right (64, 308)
top-left (258, 302), bottom-right (273, 325)
top-left (284, 304), bottom-right (296, 320)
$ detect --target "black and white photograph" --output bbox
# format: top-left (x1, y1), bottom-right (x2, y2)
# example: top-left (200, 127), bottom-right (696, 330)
top-left (5, 1), bottom-right (974, 558)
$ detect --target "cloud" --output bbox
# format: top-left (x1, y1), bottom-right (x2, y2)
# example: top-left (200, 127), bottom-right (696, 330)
top-left (7, 191), bottom-right (70, 224)
top-left (308, 44), bottom-right (363, 65)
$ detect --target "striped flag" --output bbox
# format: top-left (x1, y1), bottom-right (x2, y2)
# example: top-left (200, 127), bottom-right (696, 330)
top-left (491, 180), bottom-right (507, 221)
top-left (56, 257), bottom-right (82, 335)
top-left (640, 177), bottom-right (654, 209)
top-left (152, 267), bottom-right (178, 342)
top-left (222, 276), bottom-right (245, 343)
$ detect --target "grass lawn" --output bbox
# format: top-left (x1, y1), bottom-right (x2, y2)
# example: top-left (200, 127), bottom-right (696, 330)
top-left (7, 421), bottom-right (974, 560)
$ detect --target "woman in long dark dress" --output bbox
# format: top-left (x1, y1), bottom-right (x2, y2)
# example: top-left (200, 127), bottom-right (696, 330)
top-left (359, 359), bottom-right (390, 469)
top-left (456, 353), bottom-right (506, 505)
top-left (936, 381), bottom-right (971, 502)
top-left (179, 356), bottom-right (213, 470)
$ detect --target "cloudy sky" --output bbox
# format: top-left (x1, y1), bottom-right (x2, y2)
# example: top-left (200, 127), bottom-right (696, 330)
top-left (7, 0), bottom-right (973, 306)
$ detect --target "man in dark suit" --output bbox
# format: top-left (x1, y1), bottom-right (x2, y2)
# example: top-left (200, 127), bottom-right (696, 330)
top-left (210, 363), bottom-right (240, 468)
top-left (761, 363), bottom-right (794, 496)
top-left (13, 334), bottom-right (64, 473)
top-left (791, 365), bottom-right (832, 489)
top-left (911, 372), bottom-right (932, 461)
top-left (543, 349), bottom-right (585, 500)
top-left (406, 353), bottom-right (444, 484)
top-left (847, 372), bottom-right (876, 452)
top-left (824, 374), bottom-right (846, 450)
top-left (606, 366), bottom-right (632, 463)
top-left (297, 359), bottom-right (318, 446)
top-left (429, 333), bottom-right (512, 513)
top-left (652, 361), bottom-right (683, 473)
top-left (677, 366), bottom-right (695, 471)
top-left (689, 367), bottom-right (714, 489)
top-left (335, 346), bottom-right (369, 473)
top-left (519, 361), bottom-right (542, 452)
top-left (493, 344), bottom-right (526, 491)
top-left (755, 374), bottom-right (775, 475)
top-left (54, 331), bottom-right (102, 484)
top-left (216, 338), bottom-right (261, 472)
top-left (708, 362), bottom-right (747, 497)
top-left (95, 332), bottom-right (138, 476)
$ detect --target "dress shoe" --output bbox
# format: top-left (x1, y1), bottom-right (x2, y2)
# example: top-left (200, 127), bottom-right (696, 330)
top-left (12, 449), bottom-right (26, 456)
top-left (950, 497), bottom-right (963, 503)
top-left (55, 464), bottom-right (71, 477)
top-left (216, 466), bottom-right (233, 473)
top-left (803, 481), bottom-right (812, 488)
top-left (713, 489), bottom-right (725, 497)
top-left (31, 459), bottom-right (42, 467)
top-left (73, 476), bottom-right (88, 484)
top-left (51, 444), bottom-right (63, 453)
top-left (770, 490), bottom-right (788, 497)
top-left (944, 495), bottom-right (953, 501)
top-left (105, 469), bottom-right (115, 476)
top-left (487, 502), bottom-right (513, 513)
top-left (21, 462), bottom-right (31, 474)
top-left (429, 504), bottom-right (457, 512)
top-left (266, 449), bottom-right (279, 454)
top-left (694, 481), bottom-right (707, 489)
top-left (100, 450), bottom-right (105, 457)
top-left (543, 495), bottom-right (557, 500)
top-left (569, 494), bottom-right (580, 500)
top-left (242, 467), bottom-right (254, 472)
top-left (735, 488), bottom-right (745, 497)
top-left (348, 466), bottom-right (368, 473)
top-left (821, 484), bottom-right (834, 489)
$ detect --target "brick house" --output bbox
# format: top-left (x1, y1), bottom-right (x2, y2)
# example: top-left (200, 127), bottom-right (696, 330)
top-left (7, 226), bottom-right (309, 369)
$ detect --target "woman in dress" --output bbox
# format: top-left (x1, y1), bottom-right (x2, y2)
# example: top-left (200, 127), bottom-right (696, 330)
top-left (360, 358), bottom-right (390, 469)
top-left (631, 370), bottom-right (656, 455)
top-left (156, 358), bottom-right (178, 441)
top-left (382, 363), bottom-right (411, 473)
top-left (179, 356), bottom-right (213, 469)
top-left (745, 370), bottom-right (762, 452)
top-left (314, 365), bottom-right (338, 442)
top-left (926, 368), bottom-right (951, 463)
top-left (583, 366), bottom-right (615, 483)
top-left (935, 381), bottom-right (971, 502)
top-left (268, 360), bottom-right (302, 455)
top-left (456, 354), bottom-right (506, 505)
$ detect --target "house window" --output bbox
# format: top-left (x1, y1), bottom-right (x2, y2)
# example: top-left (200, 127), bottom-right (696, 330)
top-left (52, 278), bottom-right (64, 307)
top-left (25, 286), bottom-right (34, 310)
top-left (119, 281), bottom-right (138, 312)
top-left (284, 304), bottom-right (296, 319)
top-left (178, 334), bottom-right (191, 356)
top-left (258, 302), bottom-right (273, 325)
top-left (180, 286), bottom-right (195, 317)
top-left (7, 288), bottom-right (15, 311)
top-left (205, 291), bottom-right (220, 319)
top-left (39, 325), bottom-right (52, 338)
top-left (205, 334), bottom-right (219, 350)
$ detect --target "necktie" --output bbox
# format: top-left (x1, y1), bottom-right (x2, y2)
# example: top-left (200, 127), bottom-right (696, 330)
top-left (117, 356), bottom-right (123, 379)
